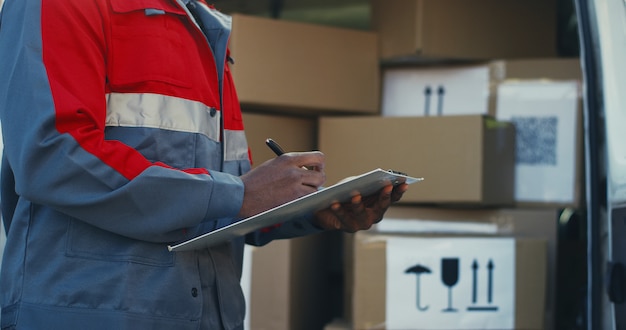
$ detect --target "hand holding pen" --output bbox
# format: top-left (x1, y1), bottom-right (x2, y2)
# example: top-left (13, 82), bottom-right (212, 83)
top-left (237, 139), bottom-right (326, 218)
top-left (265, 138), bottom-right (316, 171)
top-left (251, 139), bottom-right (408, 232)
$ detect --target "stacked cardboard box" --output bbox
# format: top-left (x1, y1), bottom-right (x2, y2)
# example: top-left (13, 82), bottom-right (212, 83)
top-left (224, 2), bottom-right (582, 329)
top-left (339, 207), bottom-right (558, 330)
top-left (229, 14), bottom-right (379, 115)
top-left (370, 0), bottom-right (558, 60)
top-left (319, 1), bottom-right (581, 330)
top-left (345, 231), bottom-right (548, 330)
top-left (319, 115), bottom-right (516, 206)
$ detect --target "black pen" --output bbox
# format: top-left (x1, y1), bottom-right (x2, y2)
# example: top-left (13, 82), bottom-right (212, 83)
top-left (265, 138), bottom-right (286, 156)
top-left (266, 138), bottom-right (315, 172)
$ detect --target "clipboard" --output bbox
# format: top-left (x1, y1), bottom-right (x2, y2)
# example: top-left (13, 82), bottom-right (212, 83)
top-left (168, 168), bottom-right (423, 252)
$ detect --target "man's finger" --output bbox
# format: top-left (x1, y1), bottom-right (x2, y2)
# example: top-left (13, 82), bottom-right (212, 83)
top-left (350, 195), bottom-right (366, 215)
top-left (300, 167), bottom-right (326, 189)
top-left (390, 183), bottom-right (409, 202)
top-left (376, 184), bottom-right (394, 207)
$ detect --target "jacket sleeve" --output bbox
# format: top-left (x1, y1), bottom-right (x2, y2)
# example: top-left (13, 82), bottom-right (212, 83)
top-left (0, 0), bottom-right (243, 243)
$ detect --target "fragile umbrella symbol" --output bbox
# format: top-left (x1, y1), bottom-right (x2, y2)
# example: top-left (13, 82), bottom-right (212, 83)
top-left (405, 264), bottom-right (432, 311)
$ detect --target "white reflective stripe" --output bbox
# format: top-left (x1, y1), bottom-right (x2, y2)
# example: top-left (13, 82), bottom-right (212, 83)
top-left (224, 130), bottom-right (249, 161)
top-left (105, 92), bottom-right (221, 141)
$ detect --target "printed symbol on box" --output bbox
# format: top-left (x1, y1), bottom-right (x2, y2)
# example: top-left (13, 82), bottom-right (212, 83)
top-left (437, 86), bottom-right (445, 116)
top-left (467, 259), bottom-right (499, 312)
top-left (405, 264), bottom-right (432, 311)
top-left (423, 86), bottom-right (432, 116)
top-left (441, 257), bottom-right (460, 312)
top-left (423, 85), bottom-right (446, 116)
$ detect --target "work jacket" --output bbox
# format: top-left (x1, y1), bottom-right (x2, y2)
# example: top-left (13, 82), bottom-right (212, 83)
top-left (0, 0), bottom-right (321, 329)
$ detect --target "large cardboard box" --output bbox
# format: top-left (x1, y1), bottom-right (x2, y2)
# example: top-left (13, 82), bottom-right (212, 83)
top-left (368, 206), bottom-right (559, 330)
top-left (381, 58), bottom-right (581, 117)
top-left (230, 14), bottom-right (380, 115)
top-left (346, 231), bottom-right (547, 330)
top-left (318, 115), bottom-right (516, 206)
top-left (248, 233), bottom-right (337, 330)
top-left (242, 112), bottom-right (317, 167)
top-left (371, 0), bottom-right (558, 61)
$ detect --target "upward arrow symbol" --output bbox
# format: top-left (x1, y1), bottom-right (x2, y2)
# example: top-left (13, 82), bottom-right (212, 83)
top-left (471, 259), bottom-right (478, 304)
top-left (467, 258), bottom-right (498, 312)
top-left (487, 259), bottom-right (494, 304)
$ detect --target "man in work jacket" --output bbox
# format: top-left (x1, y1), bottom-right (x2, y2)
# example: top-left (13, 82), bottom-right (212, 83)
top-left (0, 0), bottom-right (408, 329)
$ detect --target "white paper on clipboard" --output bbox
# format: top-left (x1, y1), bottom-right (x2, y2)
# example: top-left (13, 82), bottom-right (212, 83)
top-left (168, 168), bottom-right (423, 252)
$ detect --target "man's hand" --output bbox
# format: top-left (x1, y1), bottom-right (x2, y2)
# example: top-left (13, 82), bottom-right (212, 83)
top-left (238, 151), bottom-right (325, 218)
top-left (313, 182), bottom-right (409, 232)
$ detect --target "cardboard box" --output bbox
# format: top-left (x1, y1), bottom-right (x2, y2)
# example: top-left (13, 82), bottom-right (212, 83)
top-left (495, 80), bottom-right (583, 208)
top-left (369, 206), bottom-right (559, 330)
top-left (346, 231), bottom-right (547, 330)
top-left (242, 112), bottom-right (317, 167)
top-left (381, 58), bottom-right (581, 117)
top-left (230, 14), bottom-right (380, 115)
top-left (318, 115), bottom-right (516, 206)
top-left (371, 0), bottom-right (558, 60)
top-left (248, 232), bottom-right (337, 330)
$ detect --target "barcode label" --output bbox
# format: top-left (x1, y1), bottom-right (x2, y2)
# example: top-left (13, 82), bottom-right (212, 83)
top-left (511, 116), bottom-right (558, 166)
